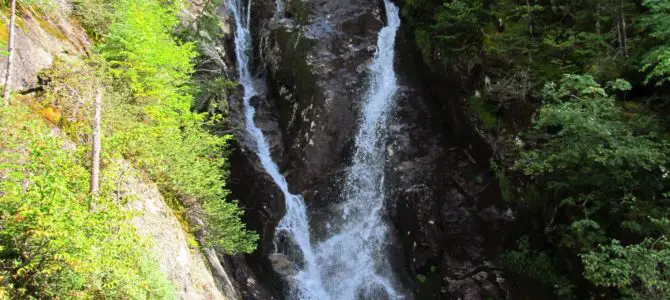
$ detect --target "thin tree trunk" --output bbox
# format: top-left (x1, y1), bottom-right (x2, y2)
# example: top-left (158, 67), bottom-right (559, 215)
top-left (621, 0), bottom-right (628, 57)
top-left (525, 0), bottom-right (533, 36)
top-left (596, 3), bottom-right (601, 35)
top-left (3, 0), bottom-right (16, 106)
top-left (617, 22), bottom-right (623, 57)
top-left (90, 89), bottom-right (102, 196)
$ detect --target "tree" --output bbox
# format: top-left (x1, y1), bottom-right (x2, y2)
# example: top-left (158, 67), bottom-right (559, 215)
top-left (3, 0), bottom-right (16, 106)
top-left (640, 0), bottom-right (670, 85)
top-left (90, 88), bottom-right (102, 196)
top-left (514, 74), bottom-right (670, 298)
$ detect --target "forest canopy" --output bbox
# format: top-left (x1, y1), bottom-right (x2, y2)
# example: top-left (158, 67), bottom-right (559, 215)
top-left (402, 0), bottom-right (670, 298)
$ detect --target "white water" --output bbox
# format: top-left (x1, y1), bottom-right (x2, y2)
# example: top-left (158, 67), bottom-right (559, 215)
top-left (310, 1), bottom-right (402, 299)
top-left (229, 0), bottom-right (403, 298)
top-left (228, 0), bottom-right (329, 298)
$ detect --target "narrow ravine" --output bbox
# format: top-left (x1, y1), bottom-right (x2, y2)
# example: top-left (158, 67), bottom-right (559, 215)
top-left (229, 0), bottom-right (403, 299)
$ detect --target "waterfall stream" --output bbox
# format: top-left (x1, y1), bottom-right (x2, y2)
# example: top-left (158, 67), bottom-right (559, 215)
top-left (229, 0), bottom-right (403, 298)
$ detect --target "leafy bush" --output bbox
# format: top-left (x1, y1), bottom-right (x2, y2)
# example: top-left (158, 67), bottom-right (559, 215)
top-left (582, 236), bottom-right (670, 299)
top-left (514, 74), bottom-right (670, 298)
top-left (0, 107), bottom-right (173, 299)
top-left (502, 237), bottom-right (575, 299)
top-left (66, 0), bottom-right (258, 254)
top-left (640, 0), bottom-right (670, 85)
top-left (71, 0), bottom-right (115, 40)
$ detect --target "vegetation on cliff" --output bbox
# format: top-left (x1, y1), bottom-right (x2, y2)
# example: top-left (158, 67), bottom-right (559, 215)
top-left (402, 0), bottom-right (670, 298)
top-left (0, 0), bottom-right (256, 298)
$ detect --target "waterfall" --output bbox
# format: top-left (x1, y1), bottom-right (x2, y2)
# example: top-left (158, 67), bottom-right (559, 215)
top-left (311, 1), bottom-right (402, 299)
top-left (228, 0), bottom-right (329, 298)
top-left (228, 0), bottom-right (403, 298)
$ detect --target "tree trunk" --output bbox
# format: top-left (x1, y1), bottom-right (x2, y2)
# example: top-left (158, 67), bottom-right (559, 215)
top-left (596, 3), bottom-right (601, 35)
top-left (621, 0), bottom-right (628, 57)
top-left (617, 22), bottom-right (623, 57)
top-left (3, 0), bottom-right (16, 106)
top-left (90, 88), bottom-right (102, 196)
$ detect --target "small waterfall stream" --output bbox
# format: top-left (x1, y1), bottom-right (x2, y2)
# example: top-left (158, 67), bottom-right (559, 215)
top-left (228, 0), bottom-right (403, 298)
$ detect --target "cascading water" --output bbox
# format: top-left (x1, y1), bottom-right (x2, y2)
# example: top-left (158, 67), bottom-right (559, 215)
top-left (228, 0), bottom-right (329, 298)
top-left (310, 1), bottom-right (402, 299)
top-left (228, 0), bottom-right (403, 298)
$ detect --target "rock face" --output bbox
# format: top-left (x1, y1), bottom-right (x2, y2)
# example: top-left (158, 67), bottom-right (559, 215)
top-left (384, 24), bottom-right (517, 299)
top-left (0, 2), bottom-right (89, 93)
top-left (264, 0), bottom-right (385, 197)
top-left (225, 0), bottom-right (516, 299)
top-left (118, 160), bottom-right (236, 300)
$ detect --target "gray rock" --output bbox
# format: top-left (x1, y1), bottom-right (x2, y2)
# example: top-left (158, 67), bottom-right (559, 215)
top-left (268, 253), bottom-right (298, 276)
top-left (0, 2), bottom-right (89, 92)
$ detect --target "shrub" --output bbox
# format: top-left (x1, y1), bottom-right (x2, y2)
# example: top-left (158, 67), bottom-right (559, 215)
top-left (0, 106), bottom-right (174, 299)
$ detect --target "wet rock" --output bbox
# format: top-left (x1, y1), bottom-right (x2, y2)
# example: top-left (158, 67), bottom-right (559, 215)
top-left (268, 253), bottom-right (298, 276)
top-left (227, 140), bottom-right (284, 299)
top-left (385, 13), bottom-right (515, 299)
top-left (264, 0), bottom-right (385, 194)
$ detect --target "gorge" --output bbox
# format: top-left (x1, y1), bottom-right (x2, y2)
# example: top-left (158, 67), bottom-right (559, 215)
top-left (230, 0), bottom-right (404, 298)
top-left (225, 0), bottom-right (512, 299)
top-left (3, 0), bottom-right (670, 299)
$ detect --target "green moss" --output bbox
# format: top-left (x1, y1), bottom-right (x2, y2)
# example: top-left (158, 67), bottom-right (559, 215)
top-left (491, 161), bottom-right (514, 203)
top-left (275, 27), bottom-right (316, 103)
top-left (35, 13), bottom-right (69, 41)
top-left (414, 28), bottom-right (433, 67)
top-left (469, 94), bottom-right (498, 130)
top-left (287, 0), bottom-right (310, 25)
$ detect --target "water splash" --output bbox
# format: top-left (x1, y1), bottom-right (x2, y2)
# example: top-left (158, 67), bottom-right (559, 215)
top-left (228, 0), bottom-right (404, 298)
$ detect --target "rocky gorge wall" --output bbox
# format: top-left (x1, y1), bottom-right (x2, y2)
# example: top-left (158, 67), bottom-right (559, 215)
top-left (220, 0), bottom-right (520, 299)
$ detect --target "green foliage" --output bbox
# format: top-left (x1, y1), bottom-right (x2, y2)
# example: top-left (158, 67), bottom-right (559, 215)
top-left (514, 74), bottom-right (670, 298)
top-left (193, 76), bottom-right (237, 116)
top-left (69, 0), bottom-right (257, 255)
top-left (469, 93), bottom-right (498, 130)
top-left (491, 160), bottom-right (514, 203)
top-left (71, 0), bottom-right (115, 40)
top-left (402, 0), bottom-right (670, 297)
top-left (2, 0), bottom-right (258, 295)
top-left (102, 0), bottom-right (196, 106)
top-left (501, 237), bottom-right (575, 299)
top-left (516, 74), bottom-right (669, 245)
top-left (582, 237), bottom-right (670, 299)
top-left (640, 0), bottom-right (670, 85)
top-left (403, 0), bottom-right (486, 66)
top-left (0, 107), bottom-right (173, 299)
top-left (403, 0), bottom-right (635, 89)
top-left (432, 0), bottom-right (484, 60)
top-left (202, 197), bottom-right (258, 254)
